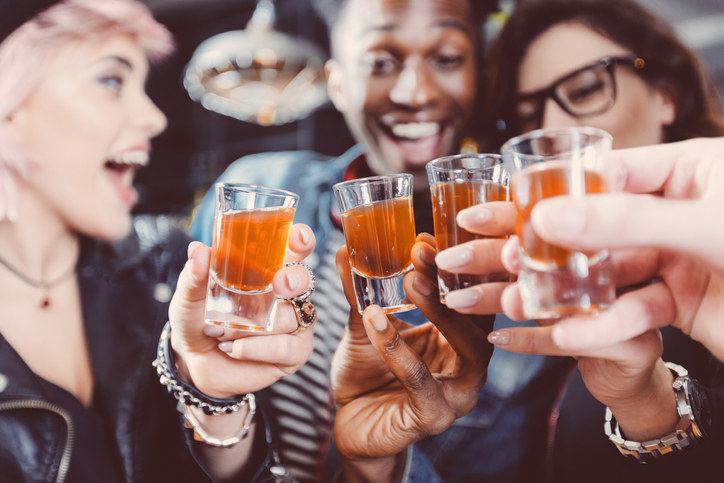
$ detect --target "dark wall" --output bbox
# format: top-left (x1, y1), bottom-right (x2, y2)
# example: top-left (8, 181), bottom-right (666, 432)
top-left (137, 0), bottom-right (354, 216)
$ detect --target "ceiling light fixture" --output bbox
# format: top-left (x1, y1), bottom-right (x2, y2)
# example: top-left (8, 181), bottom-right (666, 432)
top-left (183, 0), bottom-right (328, 126)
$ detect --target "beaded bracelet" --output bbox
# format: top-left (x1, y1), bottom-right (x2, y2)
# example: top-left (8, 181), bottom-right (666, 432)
top-left (152, 321), bottom-right (251, 415)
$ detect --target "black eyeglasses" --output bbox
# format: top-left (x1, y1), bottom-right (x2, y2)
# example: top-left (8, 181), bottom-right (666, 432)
top-left (515, 56), bottom-right (645, 129)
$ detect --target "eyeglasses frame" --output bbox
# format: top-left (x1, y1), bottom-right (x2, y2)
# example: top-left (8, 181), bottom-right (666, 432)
top-left (515, 56), bottom-right (646, 126)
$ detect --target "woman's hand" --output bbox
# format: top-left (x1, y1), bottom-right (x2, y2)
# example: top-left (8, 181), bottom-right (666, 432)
top-left (168, 223), bottom-right (317, 398)
top-left (498, 137), bottom-right (724, 362)
top-left (331, 235), bottom-right (494, 481)
top-left (164, 223), bottom-right (316, 478)
top-left (439, 193), bottom-right (680, 442)
top-left (493, 237), bottom-right (677, 441)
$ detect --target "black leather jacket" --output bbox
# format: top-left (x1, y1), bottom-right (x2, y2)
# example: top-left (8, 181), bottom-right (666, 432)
top-left (0, 217), bottom-right (284, 483)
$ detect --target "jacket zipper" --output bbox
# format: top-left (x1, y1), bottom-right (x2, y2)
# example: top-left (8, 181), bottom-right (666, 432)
top-left (0, 399), bottom-right (74, 483)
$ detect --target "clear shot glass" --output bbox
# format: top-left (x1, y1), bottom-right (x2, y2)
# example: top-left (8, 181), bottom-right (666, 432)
top-left (426, 153), bottom-right (510, 303)
top-left (501, 127), bottom-right (615, 319)
top-left (204, 183), bottom-right (299, 331)
top-left (333, 174), bottom-right (417, 314)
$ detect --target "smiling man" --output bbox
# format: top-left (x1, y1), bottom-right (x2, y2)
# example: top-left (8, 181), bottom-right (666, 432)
top-left (188, 1), bottom-right (563, 482)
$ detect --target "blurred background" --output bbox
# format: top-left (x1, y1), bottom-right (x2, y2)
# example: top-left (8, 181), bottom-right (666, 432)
top-left (137, 0), bottom-right (724, 219)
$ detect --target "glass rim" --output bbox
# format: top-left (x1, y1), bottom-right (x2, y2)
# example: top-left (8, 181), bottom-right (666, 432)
top-left (332, 173), bottom-right (413, 191)
top-left (426, 153), bottom-right (504, 172)
top-left (215, 182), bottom-right (299, 201)
top-left (501, 126), bottom-right (613, 157)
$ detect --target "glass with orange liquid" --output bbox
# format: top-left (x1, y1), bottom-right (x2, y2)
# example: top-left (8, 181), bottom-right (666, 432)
top-left (426, 154), bottom-right (510, 303)
top-left (204, 183), bottom-right (298, 331)
top-left (333, 174), bottom-right (417, 314)
top-left (501, 127), bottom-right (615, 319)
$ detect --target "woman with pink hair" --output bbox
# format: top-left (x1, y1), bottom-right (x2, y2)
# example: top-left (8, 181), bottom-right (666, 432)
top-left (0, 1), bottom-right (316, 481)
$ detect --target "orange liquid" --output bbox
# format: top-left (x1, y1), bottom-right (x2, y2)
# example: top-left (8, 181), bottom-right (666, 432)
top-left (431, 181), bottom-right (509, 290)
top-left (512, 164), bottom-right (607, 265)
top-left (431, 180), bottom-right (508, 250)
top-left (211, 207), bottom-right (294, 291)
top-left (342, 197), bottom-right (416, 277)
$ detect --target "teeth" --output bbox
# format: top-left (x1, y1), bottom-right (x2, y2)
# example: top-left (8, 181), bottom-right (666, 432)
top-left (110, 151), bottom-right (149, 167)
top-left (391, 122), bottom-right (440, 139)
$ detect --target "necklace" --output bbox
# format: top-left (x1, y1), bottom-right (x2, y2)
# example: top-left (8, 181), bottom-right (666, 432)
top-left (0, 254), bottom-right (76, 309)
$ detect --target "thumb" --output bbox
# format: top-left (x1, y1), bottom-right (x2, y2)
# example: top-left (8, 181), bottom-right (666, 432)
top-left (169, 242), bottom-right (210, 326)
top-left (361, 306), bottom-right (439, 405)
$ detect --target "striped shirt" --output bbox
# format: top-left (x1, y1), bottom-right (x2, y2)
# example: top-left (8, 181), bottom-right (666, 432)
top-left (266, 229), bottom-right (348, 482)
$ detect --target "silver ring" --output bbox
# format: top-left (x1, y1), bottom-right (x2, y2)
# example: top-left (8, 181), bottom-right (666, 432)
top-left (282, 262), bottom-right (317, 332)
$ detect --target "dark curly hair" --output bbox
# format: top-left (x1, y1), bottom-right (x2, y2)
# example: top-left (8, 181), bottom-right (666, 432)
top-left (310, 0), bottom-right (500, 37)
top-left (483, 0), bottom-right (724, 150)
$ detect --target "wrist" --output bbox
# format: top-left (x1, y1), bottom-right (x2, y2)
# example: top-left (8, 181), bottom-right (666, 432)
top-left (605, 359), bottom-right (678, 441)
top-left (185, 402), bottom-right (256, 445)
top-left (341, 451), bottom-right (406, 483)
top-left (604, 362), bottom-right (705, 462)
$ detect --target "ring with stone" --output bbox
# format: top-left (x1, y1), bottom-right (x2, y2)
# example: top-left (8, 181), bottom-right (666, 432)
top-left (282, 262), bottom-right (317, 333)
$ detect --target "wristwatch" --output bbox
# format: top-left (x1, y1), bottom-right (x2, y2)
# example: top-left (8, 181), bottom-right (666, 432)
top-left (604, 362), bottom-right (705, 462)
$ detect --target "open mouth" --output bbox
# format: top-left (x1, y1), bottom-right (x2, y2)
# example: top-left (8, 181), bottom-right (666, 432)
top-left (104, 151), bottom-right (149, 206)
top-left (379, 121), bottom-right (448, 166)
top-left (389, 121), bottom-right (441, 140)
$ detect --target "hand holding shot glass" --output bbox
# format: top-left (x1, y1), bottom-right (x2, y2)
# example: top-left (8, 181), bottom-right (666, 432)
top-left (501, 127), bottom-right (616, 319)
top-left (333, 174), bottom-right (417, 314)
top-left (205, 183), bottom-right (316, 332)
top-left (426, 154), bottom-right (510, 303)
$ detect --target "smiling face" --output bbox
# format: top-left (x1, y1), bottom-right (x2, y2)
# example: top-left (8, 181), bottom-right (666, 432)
top-left (326, 0), bottom-right (477, 182)
top-left (517, 22), bottom-right (675, 148)
top-left (7, 33), bottom-right (167, 240)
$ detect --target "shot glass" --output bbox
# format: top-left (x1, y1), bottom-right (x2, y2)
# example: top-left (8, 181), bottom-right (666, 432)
top-left (204, 183), bottom-right (299, 331)
top-left (426, 154), bottom-right (510, 303)
top-left (501, 127), bottom-right (615, 319)
top-left (333, 174), bottom-right (417, 314)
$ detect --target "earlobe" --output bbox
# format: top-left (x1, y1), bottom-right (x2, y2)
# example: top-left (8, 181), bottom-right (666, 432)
top-left (325, 59), bottom-right (347, 112)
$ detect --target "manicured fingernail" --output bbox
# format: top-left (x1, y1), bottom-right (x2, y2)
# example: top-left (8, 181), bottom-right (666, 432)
top-left (444, 287), bottom-right (481, 309)
top-left (218, 341), bottom-right (233, 353)
top-left (412, 273), bottom-right (435, 296)
top-left (299, 226), bottom-right (311, 245)
top-left (488, 330), bottom-right (510, 345)
top-left (203, 324), bottom-right (225, 337)
top-left (435, 245), bottom-right (473, 269)
top-left (457, 206), bottom-right (491, 229)
top-left (533, 201), bottom-right (586, 238)
top-left (286, 271), bottom-right (300, 291)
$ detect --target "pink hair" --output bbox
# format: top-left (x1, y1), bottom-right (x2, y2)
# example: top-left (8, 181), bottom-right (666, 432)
top-left (0, 0), bottom-right (174, 221)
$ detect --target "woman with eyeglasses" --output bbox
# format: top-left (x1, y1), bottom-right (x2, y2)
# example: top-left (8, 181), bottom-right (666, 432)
top-left (462, 0), bottom-right (724, 481)
top-left (485, 0), bottom-right (724, 150)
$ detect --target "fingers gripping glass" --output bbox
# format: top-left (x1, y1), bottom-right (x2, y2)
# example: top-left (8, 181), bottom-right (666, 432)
top-left (516, 56), bottom-right (645, 128)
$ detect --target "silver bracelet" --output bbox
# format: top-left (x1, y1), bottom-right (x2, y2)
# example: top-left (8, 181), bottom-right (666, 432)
top-left (604, 362), bottom-right (704, 462)
top-left (177, 395), bottom-right (256, 448)
top-left (152, 321), bottom-right (252, 415)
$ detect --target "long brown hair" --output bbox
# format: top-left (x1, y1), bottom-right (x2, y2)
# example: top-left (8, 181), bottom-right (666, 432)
top-left (483, 0), bottom-right (724, 149)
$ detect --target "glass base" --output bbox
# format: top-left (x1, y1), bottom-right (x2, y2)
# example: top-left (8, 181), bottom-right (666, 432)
top-left (204, 275), bottom-right (278, 331)
top-left (351, 264), bottom-right (416, 315)
top-left (518, 253), bottom-right (615, 319)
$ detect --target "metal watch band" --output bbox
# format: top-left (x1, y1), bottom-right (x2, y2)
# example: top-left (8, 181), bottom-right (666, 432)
top-left (152, 321), bottom-right (251, 415)
top-left (604, 362), bottom-right (704, 462)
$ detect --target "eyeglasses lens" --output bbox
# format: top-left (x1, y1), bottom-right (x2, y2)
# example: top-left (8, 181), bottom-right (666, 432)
top-left (555, 64), bottom-right (614, 116)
